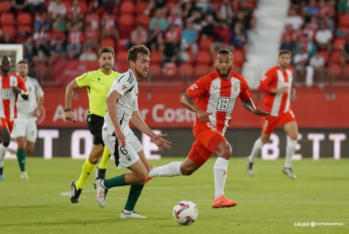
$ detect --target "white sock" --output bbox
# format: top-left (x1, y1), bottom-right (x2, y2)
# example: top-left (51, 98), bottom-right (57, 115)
top-left (122, 209), bottom-right (132, 214)
top-left (285, 139), bottom-right (297, 168)
top-left (214, 157), bottom-right (229, 200)
top-left (0, 144), bottom-right (8, 168)
top-left (248, 138), bottom-right (264, 163)
top-left (149, 162), bottom-right (182, 178)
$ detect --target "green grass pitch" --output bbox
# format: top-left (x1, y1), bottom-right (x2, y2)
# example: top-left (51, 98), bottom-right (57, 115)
top-left (0, 158), bottom-right (348, 234)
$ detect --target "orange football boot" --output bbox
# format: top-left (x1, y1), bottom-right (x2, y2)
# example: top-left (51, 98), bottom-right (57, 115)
top-left (145, 164), bottom-right (153, 183)
top-left (212, 195), bottom-right (237, 209)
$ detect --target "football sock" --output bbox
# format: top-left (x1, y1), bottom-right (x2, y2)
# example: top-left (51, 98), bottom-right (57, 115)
top-left (214, 157), bottom-right (229, 200)
top-left (149, 162), bottom-right (182, 178)
top-left (103, 174), bottom-right (128, 188)
top-left (248, 138), bottom-right (264, 163)
top-left (285, 139), bottom-right (297, 168)
top-left (124, 184), bottom-right (144, 211)
top-left (99, 147), bottom-right (111, 170)
top-left (16, 149), bottom-right (26, 172)
top-left (0, 143), bottom-right (8, 168)
top-left (75, 158), bottom-right (96, 190)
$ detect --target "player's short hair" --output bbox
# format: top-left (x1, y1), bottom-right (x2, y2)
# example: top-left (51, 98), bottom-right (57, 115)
top-left (279, 50), bottom-right (291, 57)
top-left (127, 45), bottom-right (150, 63)
top-left (98, 46), bottom-right (115, 58)
top-left (216, 49), bottom-right (232, 58)
top-left (17, 60), bottom-right (28, 65)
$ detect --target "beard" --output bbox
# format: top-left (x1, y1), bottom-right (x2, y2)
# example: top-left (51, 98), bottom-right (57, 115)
top-left (135, 68), bottom-right (148, 78)
top-left (216, 67), bottom-right (231, 77)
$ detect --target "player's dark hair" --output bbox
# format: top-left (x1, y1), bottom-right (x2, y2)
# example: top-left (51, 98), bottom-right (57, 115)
top-left (98, 46), bottom-right (115, 58)
top-left (216, 49), bottom-right (232, 58)
top-left (279, 50), bottom-right (291, 57)
top-left (17, 60), bottom-right (28, 65)
top-left (128, 45), bottom-right (150, 63)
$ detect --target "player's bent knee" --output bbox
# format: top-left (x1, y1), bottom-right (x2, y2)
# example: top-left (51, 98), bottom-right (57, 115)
top-left (181, 167), bottom-right (196, 176)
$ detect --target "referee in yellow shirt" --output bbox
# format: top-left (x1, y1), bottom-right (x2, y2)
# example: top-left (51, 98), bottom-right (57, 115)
top-left (64, 47), bottom-right (121, 203)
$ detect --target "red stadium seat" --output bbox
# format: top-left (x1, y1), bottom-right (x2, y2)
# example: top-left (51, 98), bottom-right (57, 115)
top-left (233, 50), bottom-right (244, 66)
top-left (119, 14), bottom-right (134, 27)
top-left (336, 28), bottom-right (349, 37)
top-left (328, 64), bottom-right (341, 78)
top-left (150, 51), bottom-right (161, 64)
top-left (17, 26), bottom-right (32, 33)
top-left (100, 38), bottom-right (115, 48)
top-left (17, 13), bottom-right (32, 26)
top-left (333, 38), bottom-right (347, 48)
top-left (149, 64), bottom-right (161, 80)
top-left (117, 62), bottom-right (129, 73)
top-left (194, 65), bottom-right (210, 79)
top-left (330, 51), bottom-right (342, 64)
top-left (1, 26), bottom-right (16, 39)
top-left (343, 64), bottom-right (349, 78)
top-left (78, 2), bottom-right (87, 14)
top-left (163, 63), bottom-right (178, 79)
top-left (199, 38), bottom-right (213, 51)
top-left (136, 15), bottom-right (150, 28)
top-left (196, 51), bottom-right (211, 65)
top-left (339, 15), bottom-right (349, 28)
top-left (1, 13), bottom-right (14, 26)
top-left (116, 51), bottom-right (128, 63)
top-left (135, 1), bottom-right (149, 15)
top-left (179, 63), bottom-right (194, 78)
top-left (0, 2), bottom-right (11, 13)
top-left (120, 1), bottom-right (135, 15)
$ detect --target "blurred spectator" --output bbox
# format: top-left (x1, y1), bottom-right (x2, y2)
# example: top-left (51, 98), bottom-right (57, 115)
top-left (285, 9), bottom-right (304, 31)
top-left (33, 25), bottom-right (49, 43)
top-left (147, 24), bottom-right (163, 51)
top-left (28, 0), bottom-right (45, 15)
top-left (84, 24), bottom-right (99, 49)
top-left (144, 0), bottom-right (166, 15)
top-left (48, 0), bottom-right (67, 21)
top-left (181, 22), bottom-right (199, 59)
top-left (216, 0), bottom-right (234, 24)
top-left (168, 6), bottom-right (183, 28)
top-left (302, 23), bottom-right (316, 41)
top-left (195, 0), bottom-right (214, 15)
top-left (69, 0), bottom-right (81, 16)
top-left (309, 16), bottom-right (319, 31)
top-left (10, 0), bottom-right (29, 13)
top-left (340, 35), bottom-right (349, 71)
top-left (52, 15), bottom-right (67, 32)
top-left (67, 25), bottom-right (84, 59)
top-left (282, 24), bottom-right (300, 42)
top-left (67, 11), bottom-right (83, 31)
top-left (280, 35), bottom-right (296, 54)
top-left (231, 22), bottom-right (248, 55)
top-left (319, 0), bottom-right (334, 17)
top-left (201, 14), bottom-right (215, 37)
top-left (161, 25), bottom-right (181, 64)
top-left (181, 0), bottom-right (195, 19)
top-left (293, 47), bottom-right (309, 83)
top-left (50, 36), bottom-right (67, 64)
top-left (23, 36), bottom-right (34, 63)
top-left (101, 13), bottom-right (119, 41)
top-left (315, 23), bottom-right (332, 52)
top-left (303, 0), bottom-right (319, 21)
top-left (79, 45), bottom-right (98, 61)
top-left (149, 9), bottom-right (168, 32)
top-left (33, 39), bottom-right (50, 59)
top-left (186, 10), bottom-right (203, 31)
top-left (211, 22), bottom-right (233, 55)
top-left (86, 13), bottom-right (99, 33)
top-left (338, 0), bottom-right (347, 14)
top-left (239, 0), bottom-right (255, 30)
top-left (0, 33), bottom-right (14, 44)
top-left (320, 14), bottom-right (335, 33)
top-left (309, 52), bottom-right (326, 88)
top-left (296, 36), bottom-right (316, 57)
top-left (130, 24), bottom-right (148, 46)
top-left (34, 13), bottom-right (49, 31)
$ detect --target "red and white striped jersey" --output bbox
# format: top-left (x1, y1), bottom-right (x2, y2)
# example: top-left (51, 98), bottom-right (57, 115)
top-left (186, 71), bottom-right (251, 134)
top-left (0, 73), bottom-right (27, 120)
top-left (259, 66), bottom-right (293, 117)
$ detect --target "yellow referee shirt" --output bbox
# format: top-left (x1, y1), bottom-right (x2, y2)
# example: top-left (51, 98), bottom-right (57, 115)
top-left (75, 69), bottom-right (121, 117)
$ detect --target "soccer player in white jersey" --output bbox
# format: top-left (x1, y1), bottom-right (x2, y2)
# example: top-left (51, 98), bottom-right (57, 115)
top-left (14, 60), bottom-right (44, 179)
top-left (94, 45), bottom-right (171, 219)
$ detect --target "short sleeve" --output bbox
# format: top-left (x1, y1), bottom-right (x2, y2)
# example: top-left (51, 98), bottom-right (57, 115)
top-left (34, 80), bottom-right (44, 98)
top-left (75, 72), bottom-right (90, 87)
top-left (238, 76), bottom-right (251, 101)
top-left (260, 68), bottom-right (276, 87)
top-left (186, 75), bottom-right (209, 99)
top-left (112, 74), bottom-right (134, 96)
top-left (17, 76), bottom-right (27, 92)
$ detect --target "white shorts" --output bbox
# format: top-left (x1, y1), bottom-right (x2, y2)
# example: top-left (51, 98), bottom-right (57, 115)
top-left (102, 128), bottom-right (143, 169)
top-left (13, 118), bottom-right (38, 142)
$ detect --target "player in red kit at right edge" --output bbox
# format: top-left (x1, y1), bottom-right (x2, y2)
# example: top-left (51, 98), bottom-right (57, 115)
top-left (0, 56), bottom-right (29, 180)
top-left (147, 49), bottom-right (269, 208)
top-left (247, 50), bottom-right (298, 179)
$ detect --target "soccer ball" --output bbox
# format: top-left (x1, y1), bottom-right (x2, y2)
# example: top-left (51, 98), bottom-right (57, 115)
top-left (173, 201), bottom-right (198, 225)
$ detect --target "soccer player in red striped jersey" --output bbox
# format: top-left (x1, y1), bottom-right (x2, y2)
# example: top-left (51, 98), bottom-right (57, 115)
top-left (0, 56), bottom-right (29, 180)
top-left (247, 50), bottom-right (298, 179)
top-left (147, 49), bottom-right (269, 208)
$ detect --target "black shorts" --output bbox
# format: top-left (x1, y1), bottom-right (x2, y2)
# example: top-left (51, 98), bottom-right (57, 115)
top-left (86, 113), bottom-right (104, 146)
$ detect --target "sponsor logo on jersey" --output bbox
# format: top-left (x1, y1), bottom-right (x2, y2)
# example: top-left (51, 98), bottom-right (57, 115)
top-left (122, 85), bottom-right (128, 90)
top-left (212, 85), bottom-right (219, 90)
top-left (189, 84), bottom-right (198, 90)
top-left (233, 83), bottom-right (240, 92)
top-left (207, 122), bottom-right (217, 132)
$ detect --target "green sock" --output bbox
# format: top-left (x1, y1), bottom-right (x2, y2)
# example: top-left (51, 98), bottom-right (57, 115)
top-left (16, 149), bottom-right (26, 172)
top-left (104, 174), bottom-right (128, 189)
top-left (124, 184), bottom-right (144, 211)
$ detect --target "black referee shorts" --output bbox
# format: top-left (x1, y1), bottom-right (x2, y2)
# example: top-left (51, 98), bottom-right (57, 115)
top-left (86, 113), bottom-right (105, 146)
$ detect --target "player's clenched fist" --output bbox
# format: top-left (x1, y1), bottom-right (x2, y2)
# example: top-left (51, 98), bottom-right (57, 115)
top-left (65, 111), bottom-right (76, 123)
top-left (196, 109), bottom-right (212, 122)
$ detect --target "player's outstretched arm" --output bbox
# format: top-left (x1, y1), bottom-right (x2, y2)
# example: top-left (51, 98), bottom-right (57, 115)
top-left (180, 92), bottom-right (211, 122)
top-left (242, 98), bottom-right (270, 117)
top-left (12, 87), bottom-right (29, 100)
top-left (106, 90), bottom-right (126, 148)
top-left (64, 80), bottom-right (81, 123)
top-left (131, 111), bottom-right (171, 151)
